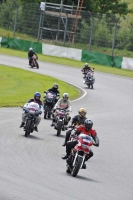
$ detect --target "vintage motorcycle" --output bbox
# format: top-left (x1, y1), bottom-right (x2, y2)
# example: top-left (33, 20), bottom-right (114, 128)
top-left (21, 103), bottom-right (40, 137)
top-left (83, 71), bottom-right (95, 89)
top-left (30, 55), bottom-right (39, 69)
top-left (54, 108), bottom-right (70, 136)
top-left (43, 91), bottom-right (59, 119)
top-left (66, 133), bottom-right (95, 177)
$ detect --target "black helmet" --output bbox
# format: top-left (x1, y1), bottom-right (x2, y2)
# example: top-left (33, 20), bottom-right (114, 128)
top-left (84, 119), bottom-right (93, 130)
top-left (53, 83), bottom-right (58, 89)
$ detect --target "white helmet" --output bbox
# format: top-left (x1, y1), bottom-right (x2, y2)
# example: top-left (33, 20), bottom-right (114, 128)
top-left (62, 93), bottom-right (69, 100)
top-left (84, 63), bottom-right (88, 67)
top-left (29, 47), bottom-right (33, 51)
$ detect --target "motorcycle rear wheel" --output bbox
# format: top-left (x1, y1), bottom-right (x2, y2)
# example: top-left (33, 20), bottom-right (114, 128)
top-left (57, 121), bottom-right (62, 136)
top-left (71, 157), bottom-right (83, 177)
top-left (25, 120), bottom-right (31, 137)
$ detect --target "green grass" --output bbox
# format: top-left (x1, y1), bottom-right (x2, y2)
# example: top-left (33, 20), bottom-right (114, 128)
top-left (0, 65), bottom-right (80, 107)
top-left (1, 47), bottom-right (133, 78)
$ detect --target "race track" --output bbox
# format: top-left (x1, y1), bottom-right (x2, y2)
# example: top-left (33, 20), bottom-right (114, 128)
top-left (0, 54), bottom-right (133, 200)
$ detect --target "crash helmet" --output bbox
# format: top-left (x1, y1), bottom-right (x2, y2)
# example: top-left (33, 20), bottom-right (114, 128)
top-left (78, 108), bottom-right (87, 118)
top-left (29, 47), bottom-right (33, 51)
top-left (53, 83), bottom-right (58, 89)
top-left (34, 92), bottom-right (41, 101)
top-left (84, 119), bottom-right (93, 131)
top-left (84, 63), bottom-right (88, 68)
top-left (62, 93), bottom-right (69, 100)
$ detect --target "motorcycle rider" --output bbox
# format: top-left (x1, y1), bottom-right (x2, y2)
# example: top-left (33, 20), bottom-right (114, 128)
top-left (81, 63), bottom-right (94, 79)
top-left (28, 47), bottom-right (38, 65)
top-left (20, 92), bottom-right (43, 132)
top-left (62, 108), bottom-right (87, 146)
top-left (44, 83), bottom-right (60, 105)
top-left (51, 93), bottom-right (71, 127)
top-left (61, 119), bottom-right (99, 168)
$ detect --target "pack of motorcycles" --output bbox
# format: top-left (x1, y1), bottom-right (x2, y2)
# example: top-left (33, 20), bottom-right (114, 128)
top-left (21, 70), bottom-right (95, 177)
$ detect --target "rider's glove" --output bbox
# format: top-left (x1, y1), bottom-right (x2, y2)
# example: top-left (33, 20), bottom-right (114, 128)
top-left (93, 142), bottom-right (99, 147)
top-left (25, 108), bottom-right (29, 113)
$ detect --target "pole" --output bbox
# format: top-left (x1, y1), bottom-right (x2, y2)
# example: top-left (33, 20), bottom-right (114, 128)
top-left (88, 11), bottom-right (94, 51)
top-left (37, 11), bottom-right (43, 42)
top-left (12, 0), bottom-right (18, 38)
top-left (111, 20), bottom-right (118, 58)
top-left (63, 14), bottom-right (68, 46)
top-left (56, 0), bottom-right (64, 41)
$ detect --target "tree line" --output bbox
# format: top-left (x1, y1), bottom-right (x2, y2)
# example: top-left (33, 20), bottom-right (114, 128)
top-left (0, 0), bottom-right (133, 51)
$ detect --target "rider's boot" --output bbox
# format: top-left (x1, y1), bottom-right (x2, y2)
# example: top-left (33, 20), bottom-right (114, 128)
top-left (20, 122), bottom-right (25, 128)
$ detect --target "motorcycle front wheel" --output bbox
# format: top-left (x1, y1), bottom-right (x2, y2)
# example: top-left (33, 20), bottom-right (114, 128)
top-left (25, 119), bottom-right (31, 137)
top-left (57, 120), bottom-right (62, 136)
top-left (71, 156), bottom-right (83, 177)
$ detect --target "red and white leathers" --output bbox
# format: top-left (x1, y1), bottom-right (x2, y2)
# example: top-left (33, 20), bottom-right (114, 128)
top-left (75, 125), bottom-right (97, 139)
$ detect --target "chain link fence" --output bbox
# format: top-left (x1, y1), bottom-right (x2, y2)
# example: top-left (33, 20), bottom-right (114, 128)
top-left (0, 0), bottom-right (133, 57)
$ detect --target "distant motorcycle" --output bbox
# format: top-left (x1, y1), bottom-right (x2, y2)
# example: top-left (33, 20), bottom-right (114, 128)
top-left (54, 108), bottom-right (70, 136)
top-left (43, 91), bottom-right (59, 119)
top-left (21, 105), bottom-right (39, 137)
top-left (83, 71), bottom-right (95, 89)
top-left (30, 55), bottom-right (39, 69)
top-left (66, 133), bottom-right (95, 177)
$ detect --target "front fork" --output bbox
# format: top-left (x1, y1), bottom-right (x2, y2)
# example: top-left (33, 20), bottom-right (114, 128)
top-left (73, 151), bottom-right (85, 169)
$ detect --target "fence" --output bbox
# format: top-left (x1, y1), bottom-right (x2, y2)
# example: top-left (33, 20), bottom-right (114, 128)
top-left (0, 0), bottom-right (133, 57)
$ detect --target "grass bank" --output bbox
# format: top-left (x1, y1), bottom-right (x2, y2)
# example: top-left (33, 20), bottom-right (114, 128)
top-left (0, 65), bottom-right (80, 107)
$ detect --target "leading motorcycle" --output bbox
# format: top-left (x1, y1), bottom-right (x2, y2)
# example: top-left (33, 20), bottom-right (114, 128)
top-left (30, 55), bottom-right (39, 69)
top-left (66, 133), bottom-right (95, 177)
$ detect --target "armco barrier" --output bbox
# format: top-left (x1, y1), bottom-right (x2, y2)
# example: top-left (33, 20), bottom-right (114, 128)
top-left (0, 36), bottom-right (133, 71)
top-left (1, 37), bottom-right (42, 54)
top-left (42, 44), bottom-right (82, 61)
top-left (82, 50), bottom-right (122, 68)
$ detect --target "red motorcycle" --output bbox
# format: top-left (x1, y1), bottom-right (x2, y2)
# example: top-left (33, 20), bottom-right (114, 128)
top-left (30, 55), bottom-right (39, 69)
top-left (66, 133), bottom-right (95, 177)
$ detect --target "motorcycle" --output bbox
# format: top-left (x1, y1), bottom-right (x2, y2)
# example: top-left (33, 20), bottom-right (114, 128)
top-left (83, 71), bottom-right (95, 89)
top-left (43, 91), bottom-right (59, 119)
top-left (21, 105), bottom-right (39, 137)
top-left (66, 133), bottom-right (95, 177)
top-left (54, 108), bottom-right (70, 136)
top-left (30, 55), bottom-right (39, 69)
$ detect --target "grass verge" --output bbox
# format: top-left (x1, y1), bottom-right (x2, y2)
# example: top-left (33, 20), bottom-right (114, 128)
top-left (0, 47), bottom-right (133, 78)
top-left (0, 65), bottom-right (80, 107)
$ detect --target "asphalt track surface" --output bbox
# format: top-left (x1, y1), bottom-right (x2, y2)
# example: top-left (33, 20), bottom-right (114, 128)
top-left (0, 54), bottom-right (133, 200)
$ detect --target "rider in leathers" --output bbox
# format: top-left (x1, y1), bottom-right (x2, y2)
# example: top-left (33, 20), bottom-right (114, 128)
top-left (81, 63), bottom-right (94, 79)
top-left (51, 93), bottom-right (71, 126)
top-left (44, 83), bottom-right (60, 106)
top-left (62, 108), bottom-right (87, 146)
top-left (20, 92), bottom-right (43, 132)
top-left (28, 47), bottom-right (38, 65)
top-left (62, 119), bottom-right (99, 168)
